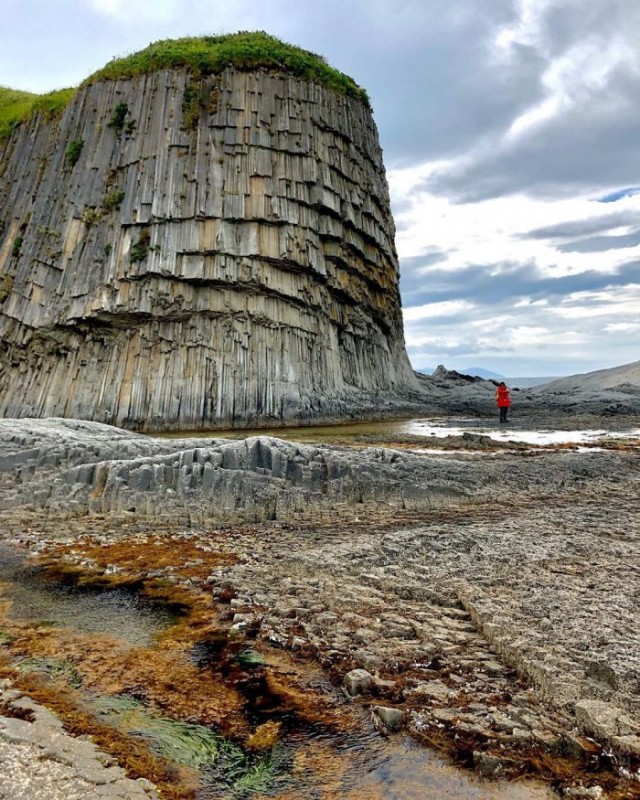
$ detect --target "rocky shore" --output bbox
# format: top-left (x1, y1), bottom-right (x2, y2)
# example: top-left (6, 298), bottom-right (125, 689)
top-left (0, 413), bottom-right (638, 798)
top-left (0, 682), bottom-right (159, 800)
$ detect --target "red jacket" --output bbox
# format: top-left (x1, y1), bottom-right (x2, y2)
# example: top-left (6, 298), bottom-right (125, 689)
top-left (496, 385), bottom-right (511, 407)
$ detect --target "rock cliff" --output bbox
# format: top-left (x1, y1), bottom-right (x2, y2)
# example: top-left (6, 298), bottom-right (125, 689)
top-left (0, 35), bottom-right (418, 430)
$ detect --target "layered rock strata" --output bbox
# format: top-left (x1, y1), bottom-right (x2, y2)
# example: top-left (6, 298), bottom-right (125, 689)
top-left (0, 66), bottom-right (417, 430)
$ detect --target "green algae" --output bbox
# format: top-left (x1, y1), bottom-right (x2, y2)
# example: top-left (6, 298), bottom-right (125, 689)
top-left (94, 695), bottom-right (284, 795)
top-left (15, 655), bottom-right (83, 688)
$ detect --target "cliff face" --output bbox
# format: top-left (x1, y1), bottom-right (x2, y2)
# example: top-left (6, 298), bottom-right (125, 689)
top-left (0, 66), bottom-right (418, 430)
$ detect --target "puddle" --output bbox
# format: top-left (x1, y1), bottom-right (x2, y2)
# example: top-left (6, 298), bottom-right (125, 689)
top-left (156, 417), bottom-right (640, 449)
top-left (238, 727), bottom-right (556, 800)
top-left (0, 544), bottom-right (557, 799)
top-left (399, 420), bottom-right (640, 446)
top-left (0, 544), bottom-right (177, 646)
top-left (93, 695), bottom-right (555, 800)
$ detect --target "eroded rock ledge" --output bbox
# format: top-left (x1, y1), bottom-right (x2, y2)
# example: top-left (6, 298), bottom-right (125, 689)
top-left (0, 417), bottom-right (634, 523)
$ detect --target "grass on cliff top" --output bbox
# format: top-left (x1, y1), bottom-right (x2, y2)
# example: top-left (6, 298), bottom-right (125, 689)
top-left (85, 31), bottom-right (369, 105)
top-left (0, 85), bottom-right (75, 140)
top-left (0, 31), bottom-right (368, 140)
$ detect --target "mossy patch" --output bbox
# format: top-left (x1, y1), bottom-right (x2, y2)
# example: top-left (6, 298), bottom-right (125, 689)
top-left (11, 236), bottom-right (23, 258)
top-left (107, 101), bottom-right (131, 136)
top-left (129, 228), bottom-right (151, 263)
top-left (86, 32), bottom-right (368, 106)
top-left (65, 138), bottom-right (84, 168)
top-left (0, 275), bottom-right (14, 303)
top-left (102, 190), bottom-right (125, 211)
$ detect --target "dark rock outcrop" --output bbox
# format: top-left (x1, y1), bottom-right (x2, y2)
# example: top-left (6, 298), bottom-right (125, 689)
top-left (0, 43), bottom-right (417, 431)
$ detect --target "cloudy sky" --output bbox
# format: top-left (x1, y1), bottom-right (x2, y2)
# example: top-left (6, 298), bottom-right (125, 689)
top-left (2, 0), bottom-right (639, 377)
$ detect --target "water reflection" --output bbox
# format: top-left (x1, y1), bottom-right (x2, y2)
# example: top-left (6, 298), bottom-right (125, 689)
top-left (343, 735), bottom-right (553, 800)
top-left (200, 725), bottom-right (555, 800)
top-left (403, 420), bottom-right (640, 446)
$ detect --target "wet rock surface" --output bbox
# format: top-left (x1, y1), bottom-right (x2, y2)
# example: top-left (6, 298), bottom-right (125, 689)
top-left (0, 416), bottom-right (639, 797)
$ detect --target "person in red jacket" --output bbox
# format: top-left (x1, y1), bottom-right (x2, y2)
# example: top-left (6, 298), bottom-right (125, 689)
top-left (496, 381), bottom-right (511, 423)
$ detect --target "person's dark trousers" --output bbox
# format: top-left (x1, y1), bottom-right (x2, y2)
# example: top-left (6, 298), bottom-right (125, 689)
top-left (499, 407), bottom-right (508, 423)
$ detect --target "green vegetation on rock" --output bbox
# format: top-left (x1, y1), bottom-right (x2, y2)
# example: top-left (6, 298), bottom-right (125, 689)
top-left (11, 236), bottom-right (23, 258)
top-left (84, 31), bottom-right (369, 105)
top-left (102, 190), bottom-right (126, 211)
top-left (130, 229), bottom-right (151, 263)
top-left (107, 101), bottom-right (129, 134)
top-left (65, 138), bottom-right (84, 168)
top-left (0, 32), bottom-right (368, 142)
top-left (0, 85), bottom-right (75, 141)
top-left (86, 32), bottom-right (368, 105)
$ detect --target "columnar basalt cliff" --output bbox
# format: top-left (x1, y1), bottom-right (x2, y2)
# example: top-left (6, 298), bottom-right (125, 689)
top-left (0, 36), bottom-right (418, 430)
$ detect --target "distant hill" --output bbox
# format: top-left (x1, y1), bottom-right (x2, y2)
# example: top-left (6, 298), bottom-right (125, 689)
top-left (417, 366), bottom-right (546, 386)
top-left (507, 376), bottom-right (563, 389)
top-left (416, 366), bottom-right (503, 379)
top-left (463, 367), bottom-right (505, 380)
top-left (415, 366), bottom-right (567, 389)
top-left (535, 360), bottom-right (640, 391)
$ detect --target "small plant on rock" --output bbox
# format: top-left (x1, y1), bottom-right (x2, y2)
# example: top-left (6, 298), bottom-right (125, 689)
top-left (82, 207), bottom-right (102, 226)
top-left (130, 229), bottom-right (151, 263)
top-left (65, 139), bottom-right (84, 168)
top-left (108, 102), bottom-right (129, 135)
top-left (102, 190), bottom-right (125, 211)
top-left (0, 275), bottom-right (14, 303)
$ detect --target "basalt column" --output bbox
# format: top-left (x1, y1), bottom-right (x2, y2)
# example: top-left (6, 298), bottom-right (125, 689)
top-left (0, 67), bottom-right (418, 430)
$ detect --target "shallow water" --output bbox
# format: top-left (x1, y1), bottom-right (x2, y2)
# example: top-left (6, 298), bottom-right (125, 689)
top-left (0, 544), bottom-right (177, 646)
top-left (92, 695), bottom-right (556, 799)
top-left (0, 544), bottom-right (555, 799)
top-left (244, 727), bottom-right (556, 800)
top-left (403, 419), bottom-right (640, 446)
top-left (159, 416), bottom-right (640, 448)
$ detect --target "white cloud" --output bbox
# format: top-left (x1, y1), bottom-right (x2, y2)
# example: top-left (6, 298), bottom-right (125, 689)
top-left (403, 300), bottom-right (475, 321)
top-left (553, 286), bottom-right (640, 319)
top-left (393, 165), bottom-right (640, 374)
top-left (390, 168), bottom-right (640, 278)
top-left (87, 0), bottom-right (180, 22)
top-left (506, 33), bottom-right (636, 140)
top-left (604, 322), bottom-right (640, 333)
